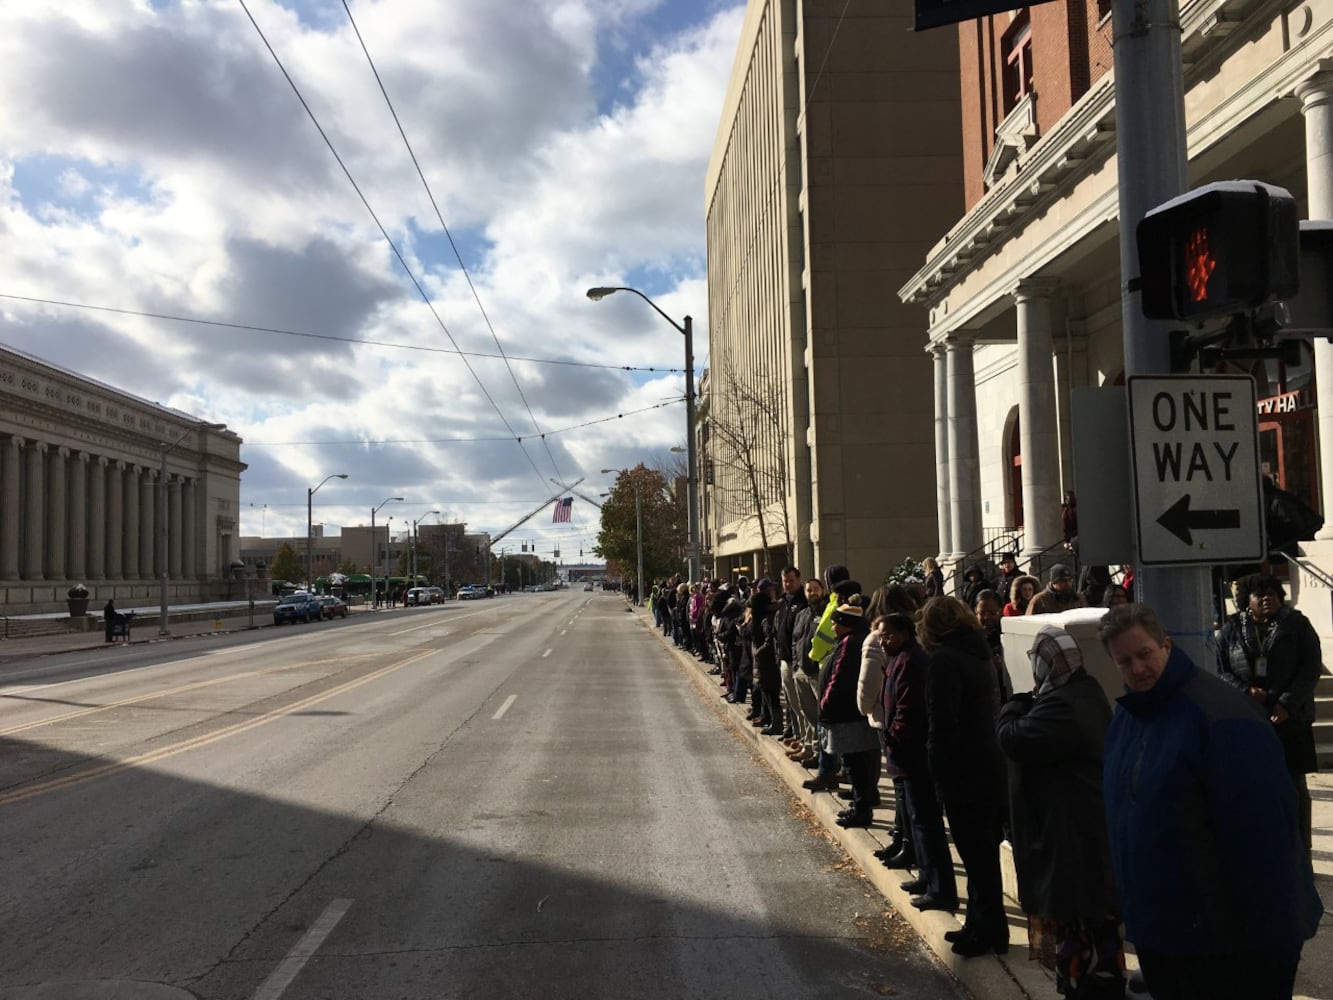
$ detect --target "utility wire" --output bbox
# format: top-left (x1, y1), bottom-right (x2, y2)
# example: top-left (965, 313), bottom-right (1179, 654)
top-left (241, 397), bottom-right (681, 447)
top-left (236, 0), bottom-right (549, 491)
top-left (339, 0), bottom-right (565, 485)
top-left (0, 292), bottom-right (684, 375)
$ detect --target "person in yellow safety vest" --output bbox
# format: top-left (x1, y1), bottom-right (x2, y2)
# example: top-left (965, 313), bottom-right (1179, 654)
top-left (810, 564), bottom-right (852, 665)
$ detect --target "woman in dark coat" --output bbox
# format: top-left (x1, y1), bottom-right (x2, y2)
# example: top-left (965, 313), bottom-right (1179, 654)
top-left (818, 595), bottom-right (881, 828)
top-left (922, 557), bottom-right (944, 599)
top-left (1217, 572), bottom-right (1322, 849)
top-left (749, 591), bottom-right (783, 736)
top-left (998, 623), bottom-right (1124, 999)
top-left (919, 596), bottom-right (1008, 957)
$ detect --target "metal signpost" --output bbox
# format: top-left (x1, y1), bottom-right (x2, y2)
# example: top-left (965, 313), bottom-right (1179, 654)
top-left (1127, 375), bottom-right (1265, 566)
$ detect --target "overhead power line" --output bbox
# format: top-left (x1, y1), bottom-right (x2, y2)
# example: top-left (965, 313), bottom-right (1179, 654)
top-left (339, 0), bottom-right (565, 485)
top-left (0, 292), bottom-right (685, 375)
top-left (236, 0), bottom-right (550, 492)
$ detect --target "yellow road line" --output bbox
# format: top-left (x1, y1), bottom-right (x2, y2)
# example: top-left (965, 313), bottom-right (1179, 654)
top-left (0, 649), bottom-right (436, 807)
top-left (0, 654), bottom-right (376, 738)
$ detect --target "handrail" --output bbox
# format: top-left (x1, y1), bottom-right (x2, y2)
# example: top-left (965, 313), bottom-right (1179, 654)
top-left (1015, 537), bottom-right (1080, 582)
top-left (1271, 548), bottom-right (1333, 591)
top-left (942, 528), bottom-right (1023, 594)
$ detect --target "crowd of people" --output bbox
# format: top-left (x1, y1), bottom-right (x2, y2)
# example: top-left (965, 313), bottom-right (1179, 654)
top-left (646, 558), bottom-right (1323, 1000)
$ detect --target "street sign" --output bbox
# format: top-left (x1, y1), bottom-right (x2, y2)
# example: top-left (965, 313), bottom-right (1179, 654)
top-left (1127, 375), bottom-right (1265, 566)
top-left (914, 0), bottom-right (1057, 30)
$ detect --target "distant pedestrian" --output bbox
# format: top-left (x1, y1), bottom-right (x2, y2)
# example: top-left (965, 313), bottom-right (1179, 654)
top-left (1027, 564), bottom-right (1085, 616)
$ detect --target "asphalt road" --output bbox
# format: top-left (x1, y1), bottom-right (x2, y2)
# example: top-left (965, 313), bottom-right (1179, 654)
top-left (0, 591), bottom-right (966, 1000)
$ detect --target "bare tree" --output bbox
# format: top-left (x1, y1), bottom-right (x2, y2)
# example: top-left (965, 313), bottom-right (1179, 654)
top-left (708, 371), bottom-right (793, 576)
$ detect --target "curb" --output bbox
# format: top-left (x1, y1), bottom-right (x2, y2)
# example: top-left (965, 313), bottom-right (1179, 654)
top-left (633, 604), bottom-right (1051, 1000)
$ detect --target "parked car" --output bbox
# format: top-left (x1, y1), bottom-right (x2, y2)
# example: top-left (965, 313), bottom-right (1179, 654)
top-left (274, 592), bottom-right (322, 625)
top-left (425, 586), bottom-right (445, 604)
top-left (317, 595), bottom-right (349, 619)
top-left (456, 585), bottom-right (480, 600)
top-left (406, 587), bottom-right (428, 607)
top-left (584, 582), bottom-right (594, 591)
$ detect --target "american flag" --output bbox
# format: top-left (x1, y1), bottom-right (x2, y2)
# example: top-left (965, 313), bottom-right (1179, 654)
top-left (552, 497), bottom-right (573, 523)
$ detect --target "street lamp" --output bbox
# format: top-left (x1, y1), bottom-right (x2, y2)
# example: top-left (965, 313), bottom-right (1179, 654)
top-left (308, 473), bottom-right (348, 594)
top-left (371, 496), bottom-right (404, 608)
top-left (159, 421), bottom-right (226, 636)
top-left (602, 468), bottom-right (644, 605)
top-left (411, 510), bottom-right (441, 583)
top-left (588, 286), bottom-right (699, 581)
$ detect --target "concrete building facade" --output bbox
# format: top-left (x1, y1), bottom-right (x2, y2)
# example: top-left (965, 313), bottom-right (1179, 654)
top-left (702, 0), bottom-right (965, 583)
top-left (898, 2), bottom-right (1333, 594)
top-left (0, 344), bottom-right (245, 613)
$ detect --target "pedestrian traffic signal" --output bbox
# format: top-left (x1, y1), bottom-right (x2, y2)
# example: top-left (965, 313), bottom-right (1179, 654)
top-left (1137, 181), bottom-right (1299, 322)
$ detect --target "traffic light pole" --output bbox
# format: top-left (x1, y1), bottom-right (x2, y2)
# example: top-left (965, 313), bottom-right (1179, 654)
top-left (1113, 0), bottom-right (1214, 661)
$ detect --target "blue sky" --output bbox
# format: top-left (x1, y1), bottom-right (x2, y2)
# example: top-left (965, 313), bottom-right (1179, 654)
top-left (0, 0), bottom-right (743, 549)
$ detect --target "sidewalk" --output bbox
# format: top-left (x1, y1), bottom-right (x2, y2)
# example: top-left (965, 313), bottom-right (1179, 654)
top-left (632, 602), bottom-right (1333, 1000)
top-left (0, 601), bottom-right (373, 668)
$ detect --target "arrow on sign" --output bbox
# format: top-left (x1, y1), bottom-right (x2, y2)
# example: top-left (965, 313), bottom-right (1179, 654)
top-left (1156, 494), bottom-right (1241, 546)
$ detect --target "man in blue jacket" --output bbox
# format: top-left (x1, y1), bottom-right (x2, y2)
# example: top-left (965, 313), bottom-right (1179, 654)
top-left (1098, 603), bottom-right (1322, 999)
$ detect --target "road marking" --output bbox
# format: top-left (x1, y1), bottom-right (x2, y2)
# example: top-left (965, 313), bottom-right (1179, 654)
top-left (0, 649), bottom-right (435, 806)
top-left (560, 629), bottom-right (567, 636)
top-left (390, 620), bottom-right (451, 636)
top-left (541, 648), bottom-right (552, 659)
top-left (251, 898), bottom-right (353, 1000)
top-left (492, 694), bottom-right (518, 720)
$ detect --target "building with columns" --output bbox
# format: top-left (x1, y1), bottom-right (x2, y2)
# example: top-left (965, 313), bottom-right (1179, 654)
top-left (899, 2), bottom-right (1333, 583)
top-left (701, 0), bottom-right (964, 582)
top-left (0, 344), bottom-right (245, 613)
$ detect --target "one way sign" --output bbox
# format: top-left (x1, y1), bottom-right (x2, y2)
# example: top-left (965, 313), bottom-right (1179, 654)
top-left (1127, 375), bottom-right (1265, 566)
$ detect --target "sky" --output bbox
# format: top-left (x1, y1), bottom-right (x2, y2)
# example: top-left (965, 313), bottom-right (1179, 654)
top-left (0, 0), bottom-right (744, 558)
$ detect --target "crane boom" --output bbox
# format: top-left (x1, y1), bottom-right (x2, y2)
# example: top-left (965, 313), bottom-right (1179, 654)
top-left (488, 477), bottom-right (585, 548)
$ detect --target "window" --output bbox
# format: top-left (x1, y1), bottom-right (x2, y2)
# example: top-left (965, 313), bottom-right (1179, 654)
top-left (1001, 13), bottom-right (1034, 116)
top-left (1096, 0), bottom-right (1112, 22)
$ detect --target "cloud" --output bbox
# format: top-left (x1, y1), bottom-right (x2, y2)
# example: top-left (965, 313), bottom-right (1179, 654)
top-left (0, 0), bottom-right (743, 540)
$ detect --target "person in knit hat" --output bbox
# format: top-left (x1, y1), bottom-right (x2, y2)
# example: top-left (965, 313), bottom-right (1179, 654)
top-left (997, 624), bottom-right (1124, 998)
top-left (1027, 563), bottom-right (1086, 616)
top-left (817, 593), bottom-right (880, 827)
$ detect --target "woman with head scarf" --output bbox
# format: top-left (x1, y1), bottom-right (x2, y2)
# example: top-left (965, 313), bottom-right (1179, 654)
top-left (997, 624), bottom-right (1124, 996)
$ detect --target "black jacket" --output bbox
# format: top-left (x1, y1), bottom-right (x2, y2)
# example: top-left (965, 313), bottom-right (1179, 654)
top-left (819, 621), bottom-right (870, 724)
top-left (926, 628), bottom-right (1006, 805)
top-left (772, 589), bottom-right (807, 666)
top-left (1217, 605), bottom-right (1321, 725)
top-left (791, 595), bottom-right (826, 678)
top-left (997, 671), bottom-right (1118, 921)
top-left (751, 610), bottom-right (781, 690)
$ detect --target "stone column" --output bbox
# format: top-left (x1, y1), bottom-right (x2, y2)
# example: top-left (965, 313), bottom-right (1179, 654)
top-left (106, 461), bottom-right (124, 579)
top-left (68, 452), bottom-right (88, 581)
top-left (169, 476), bottom-right (183, 579)
top-left (88, 458), bottom-right (107, 580)
top-left (23, 441), bottom-right (46, 580)
top-left (946, 334), bottom-right (983, 562)
top-left (930, 342), bottom-right (953, 559)
top-left (123, 465), bottom-right (140, 581)
top-left (1, 437), bottom-right (20, 580)
top-left (1015, 278), bottom-right (1063, 559)
top-left (47, 447), bottom-right (69, 581)
top-left (141, 470), bottom-right (156, 580)
top-left (182, 478), bottom-right (197, 579)
top-left (1298, 70), bottom-right (1333, 537)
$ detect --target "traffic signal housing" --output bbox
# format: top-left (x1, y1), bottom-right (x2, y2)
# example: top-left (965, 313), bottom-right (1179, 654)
top-left (1137, 180), bottom-right (1299, 322)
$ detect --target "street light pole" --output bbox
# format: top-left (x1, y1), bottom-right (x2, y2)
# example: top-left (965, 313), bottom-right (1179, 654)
top-left (587, 286), bottom-right (700, 581)
top-left (371, 497), bottom-right (404, 608)
top-left (411, 510), bottom-right (440, 584)
top-left (308, 473), bottom-right (348, 595)
top-left (159, 421), bottom-right (225, 636)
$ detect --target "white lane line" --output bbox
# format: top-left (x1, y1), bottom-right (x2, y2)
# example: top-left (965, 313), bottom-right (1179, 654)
top-left (493, 694), bottom-right (518, 720)
top-left (541, 648), bottom-right (552, 659)
top-left (251, 898), bottom-right (353, 1000)
top-left (390, 620), bottom-right (452, 636)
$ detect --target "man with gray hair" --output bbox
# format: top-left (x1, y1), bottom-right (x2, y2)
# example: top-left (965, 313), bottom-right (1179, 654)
top-left (1099, 603), bottom-right (1321, 999)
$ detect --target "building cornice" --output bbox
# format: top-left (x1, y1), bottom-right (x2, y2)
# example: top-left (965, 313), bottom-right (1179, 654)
top-left (897, 0), bottom-right (1286, 310)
